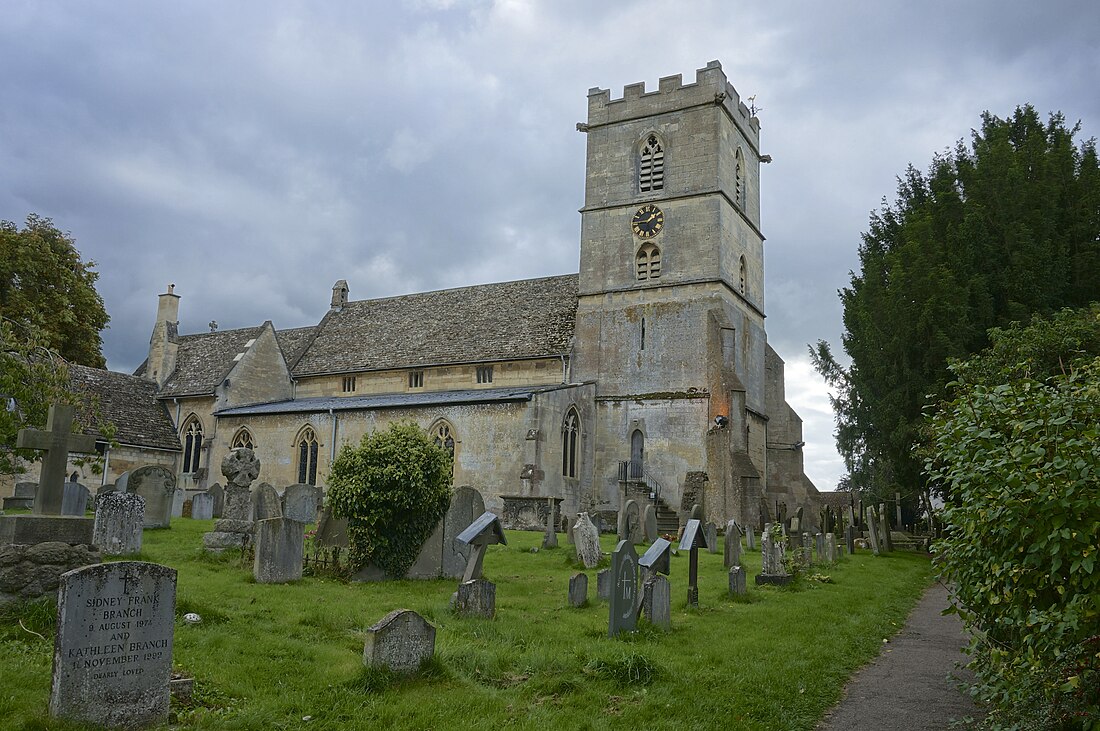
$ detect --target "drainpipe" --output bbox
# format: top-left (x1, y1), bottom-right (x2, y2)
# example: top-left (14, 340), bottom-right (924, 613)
top-left (560, 355), bottom-right (568, 384)
top-left (329, 408), bottom-right (338, 462)
top-left (101, 447), bottom-right (111, 487)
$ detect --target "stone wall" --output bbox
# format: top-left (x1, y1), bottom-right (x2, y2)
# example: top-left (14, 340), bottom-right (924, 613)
top-left (0, 542), bottom-right (101, 604)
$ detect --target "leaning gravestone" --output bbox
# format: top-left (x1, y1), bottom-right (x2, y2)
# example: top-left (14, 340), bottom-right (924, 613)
top-left (724, 519), bottom-right (742, 568)
top-left (50, 561), bottom-right (176, 728)
top-left (643, 504), bottom-right (658, 543)
top-left (253, 517), bottom-right (304, 583)
top-left (92, 493), bottom-right (145, 556)
top-left (251, 483), bottom-right (282, 521)
top-left (608, 540), bottom-right (639, 637)
top-left (572, 512), bottom-right (603, 569)
top-left (207, 483), bottom-right (225, 518)
top-left (454, 579), bottom-right (495, 618)
top-left (190, 492), bottom-right (214, 521)
top-left (114, 472), bottom-right (131, 494)
top-left (61, 481), bottom-right (90, 516)
top-left (866, 506), bottom-right (882, 555)
top-left (363, 609), bottom-right (436, 674)
top-left (596, 568), bottom-right (611, 600)
top-left (568, 572), bottom-right (588, 607)
top-left (129, 466), bottom-right (176, 529)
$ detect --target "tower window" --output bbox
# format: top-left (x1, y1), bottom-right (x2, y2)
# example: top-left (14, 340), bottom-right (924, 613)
top-left (476, 366), bottom-right (494, 384)
top-left (735, 148), bottom-right (746, 209)
top-left (296, 426), bottom-right (319, 485)
top-left (639, 134), bottom-right (664, 192)
top-left (739, 255), bottom-right (747, 295)
top-left (636, 244), bottom-right (661, 281)
top-left (409, 371), bottom-right (424, 388)
top-left (342, 375), bottom-right (356, 392)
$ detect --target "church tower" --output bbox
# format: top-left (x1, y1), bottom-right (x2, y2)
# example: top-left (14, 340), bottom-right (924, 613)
top-left (572, 61), bottom-right (770, 525)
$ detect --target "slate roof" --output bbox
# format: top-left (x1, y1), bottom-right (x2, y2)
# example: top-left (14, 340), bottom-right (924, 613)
top-left (292, 274), bottom-right (578, 376)
top-left (215, 385), bottom-right (572, 416)
top-left (69, 365), bottom-right (181, 451)
top-left (276, 326), bottom-right (316, 367)
top-left (158, 326), bottom-right (265, 397)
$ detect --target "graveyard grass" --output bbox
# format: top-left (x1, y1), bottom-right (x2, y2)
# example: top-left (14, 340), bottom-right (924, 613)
top-left (1, 519), bottom-right (932, 731)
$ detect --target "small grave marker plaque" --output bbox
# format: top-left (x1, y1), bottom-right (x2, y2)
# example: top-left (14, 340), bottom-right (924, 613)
top-left (639, 538), bottom-right (671, 580)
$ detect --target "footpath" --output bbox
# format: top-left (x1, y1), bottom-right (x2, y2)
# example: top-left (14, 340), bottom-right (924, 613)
top-left (817, 581), bottom-right (985, 730)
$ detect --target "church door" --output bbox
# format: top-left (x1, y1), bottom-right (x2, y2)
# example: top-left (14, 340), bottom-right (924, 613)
top-left (630, 430), bottom-right (644, 479)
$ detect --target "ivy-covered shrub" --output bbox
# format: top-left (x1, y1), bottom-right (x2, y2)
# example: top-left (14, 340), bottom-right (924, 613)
top-left (927, 356), bottom-right (1100, 729)
top-left (327, 422), bottom-right (452, 578)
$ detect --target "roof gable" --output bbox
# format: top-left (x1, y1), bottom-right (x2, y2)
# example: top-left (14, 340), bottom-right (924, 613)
top-left (69, 365), bottom-right (181, 451)
top-left (158, 326), bottom-right (264, 397)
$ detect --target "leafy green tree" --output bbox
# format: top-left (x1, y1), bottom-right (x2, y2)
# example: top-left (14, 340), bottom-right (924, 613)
top-left (326, 422), bottom-right (453, 578)
top-left (928, 329), bottom-right (1100, 728)
top-left (814, 106), bottom-right (1100, 507)
top-left (0, 214), bottom-right (110, 368)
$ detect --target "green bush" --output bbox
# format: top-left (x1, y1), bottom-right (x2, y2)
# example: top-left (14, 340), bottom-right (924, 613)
top-left (927, 357), bottom-right (1100, 729)
top-left (326, 422), bottom-right (452, 578)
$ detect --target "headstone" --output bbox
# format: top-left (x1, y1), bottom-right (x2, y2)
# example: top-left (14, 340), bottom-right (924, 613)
top-left (92, 493), bottom-right (145, 556)
top-left (724, 519), bottom-right (742, 568)
top-left (728, 565), bottom-right (747, 596)
top-left (746, 525), bottom-right (756, 551)
top-left (815, 532), bottom-right (825, 563)
top-left (114, 472), bottom-right (131, 493)
top-left (565, 517), bottom-right (574, 545)
top-left (641, 575), bottom-right (671, 630)
top-left (282, 484), bottom-right (320, 523)
top-left (253, 518), bottom-right (304, 583)
top-left (845, 525), bottom-right (856, 555)
top-left (596, 568), bottom-right (611, 600)
top-left (50, 561), bottom-right (176, 728)
top-left (568, 572), bottom-right (588, 607)
top-left (362, 609), bottom-right (436, 674)
top-left (704, 521), bottom-right (718, 554)
top-left (619, 499), bottom-right (642, 544)
top-left (608, 540), bottom-right (639, 637)
top-left (756, 524), bottom-right (792, 586)
top-left (639, 538), bottom-right (671, 580)
top-left (170, 488), bottom-right (185, 519)
top-left (642, 504), bottom-right (658, 543)
top-left (679, 519), bottom-right (708, 606)
top-left (3, 481), bottom-right (37, 510)
top-left (879, 502), bottom-right (893, 552)
top-left (430, 485), bottom-right (485, 579)
top-left (190, 492), bottom-right (214, 521)
top-left (251, 483), bottom-right (282, 521)
top-left (572, 512), bottom-right (602, 569)
top-left (454, 578), bottom-right (495, 618)
top-left (96, 483), bottom-right (118, 498)
top-left (454, 511), bottom-right (507, 583)
top-left (689, 503), bottom-right (703, 522)
top-left (542, 498), bottom-right (558, 549)
top-left (802, 532), bottom-right (813, 567)
top-left (17, 404), bottom-right (97, 515)
top-left (129, 466), bottom-right (176, 529)
top-left (825, 533), bottom-right (838, 563)
top-left (866, 506), bottom-right (882, 555)
top-left (207, 483), bottom-right (225, 518)
top-left (315, 508), bottom-right (349, 549)
top-left (61, 481), bottom-right (90, 516)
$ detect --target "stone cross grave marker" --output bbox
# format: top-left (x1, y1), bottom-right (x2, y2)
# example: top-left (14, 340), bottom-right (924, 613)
top-left (92, 493), bottom-right (145, 556)
top-left (454, 511), bottom-right (507, 583)
top-left (678, 518), bottom-right (708, 606)
top-left (608, 540), bottom-right (639, 637)
top-left (724, 519), bottom-right (742, 568)
top-left (362, 609), bottom-right (436, 674)
top-left (50, 561), bottom-right (176, 729)
top-left (17, 404), bottom-right (97, 515)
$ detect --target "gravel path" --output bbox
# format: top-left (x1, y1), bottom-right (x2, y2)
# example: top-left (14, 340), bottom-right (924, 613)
top-left (817, 581), bottom-right (985, 730)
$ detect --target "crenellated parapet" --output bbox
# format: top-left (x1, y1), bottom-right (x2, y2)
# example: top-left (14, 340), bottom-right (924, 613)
top-left (585, 60), bottom-right (760, 141)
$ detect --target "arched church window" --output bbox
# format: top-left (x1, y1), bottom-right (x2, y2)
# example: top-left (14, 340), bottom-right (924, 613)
top-left (735, 148), bottom-right (746, 209)
top-left (562, 408), bottom-right (580, 478)
top-left (181, 416), bottom-right (203, 474)
top-left (636, 244), bottom-right (661, 281)
top-left (739, 255), bottom-right (747, 295)
top-left (231, 428), bottom-right (254, 451)
top-left (430, 420), bottom-right (457, 478)
top-left (639, 134), bottom-right (664, 192)
top-left (296, 426), bottom-right (319, 485)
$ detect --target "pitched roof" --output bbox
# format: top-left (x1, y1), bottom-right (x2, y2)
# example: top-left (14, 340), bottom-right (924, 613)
top-left (818, 491), bottom-right (854, 513)
top-left (215, 384), bottom-right (573, 417)
top-left (292, 274), bottom-right (578, 376)
top-left (276, 326), bottom-right (316, 367)
top-left (159, 325), bottom-right (265, 397)
top-left (69, 365), bottom-right (181, 451)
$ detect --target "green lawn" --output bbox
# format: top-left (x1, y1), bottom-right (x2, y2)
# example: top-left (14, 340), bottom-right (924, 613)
top-left (1, 519), bottom-right (932, 730)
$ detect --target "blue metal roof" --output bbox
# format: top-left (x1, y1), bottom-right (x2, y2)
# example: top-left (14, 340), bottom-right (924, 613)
top-left (214, 385), bottom-right (568, 416)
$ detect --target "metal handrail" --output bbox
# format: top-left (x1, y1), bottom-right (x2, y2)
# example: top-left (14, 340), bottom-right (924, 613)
top-left (618, 460), bottom-right (664, 505)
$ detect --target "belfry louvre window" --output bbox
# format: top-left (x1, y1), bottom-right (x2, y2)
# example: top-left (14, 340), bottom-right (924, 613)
top-left (409, 371), bottom-right (424, 388)
top-left (636, 244), bottom-right (661, 281)
top-left (639, 135), bottom-right (664, 192)
top-left (296, 426), bottom-right (319, 485)
top-left (476, 366), bottom-right (493, 384)
top-left (181, 417), bottom-right (203, 474)
top-left (342, 376), bottom-right (356, 392)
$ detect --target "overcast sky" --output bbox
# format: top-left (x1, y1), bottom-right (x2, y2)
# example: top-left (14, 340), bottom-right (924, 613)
top-left (2, 0), bottom-right (1097, 491)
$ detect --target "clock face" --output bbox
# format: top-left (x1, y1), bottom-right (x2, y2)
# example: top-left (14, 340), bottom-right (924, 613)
top-left (631, 204), bottom-right (664, 239)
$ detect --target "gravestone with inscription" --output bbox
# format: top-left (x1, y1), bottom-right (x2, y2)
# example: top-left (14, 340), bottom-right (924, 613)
top-left (825, 532), bottom-right (838, 563)
top-left (50, 561), bottom-right (176, 728)
top-left (619, 499), bottom-right (643, 544)
top-left (572, 512), bottom-right (603, 569)
top-left (282, 484), bottom-right (320, 523)
top-left (729, 565), bottom-right (747, 596)
top-left (608, 540), bottom-right (639, 637)
top-left (755, 524), bottom-right (792, 586)
top-left (251, 483), bottom-right (282, 521)
top-left (253, 517), bottom-right (304, 583)
top-left (92, 493), bottom-right (145, 556)
top-left (129, 466), bottom-right (176, 529)
top-left (363, 609), bottom-right (436, 674)
top-left (568, 572), bottom-right (588, 607)
top-left (746, 525), bottom-right (756, 551)
top-left (724, 519), bottom-right (742, 568)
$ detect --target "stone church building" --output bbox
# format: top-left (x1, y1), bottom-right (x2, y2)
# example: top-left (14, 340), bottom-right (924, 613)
top-left (22, 61), bottom-right (821, 531)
